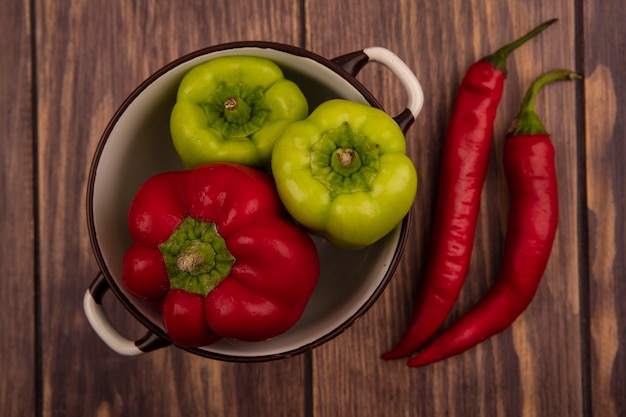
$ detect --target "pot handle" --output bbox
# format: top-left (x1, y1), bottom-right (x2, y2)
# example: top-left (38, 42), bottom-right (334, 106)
top-left (332, 47), bottom-right (424, 133)
top-left (83, 273), bottom-right (171, 356)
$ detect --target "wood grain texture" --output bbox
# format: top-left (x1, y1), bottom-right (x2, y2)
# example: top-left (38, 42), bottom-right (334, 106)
top-left (0, 0), bottom-right (36, 416)
top-left (2, 0), bottom-right (622, 415)
top-left (584, 2), bottom-right (626, 416)
top-left (35, 1), bottom-right (307, 416)
top-left (307, 1), bottom-right (583, 416)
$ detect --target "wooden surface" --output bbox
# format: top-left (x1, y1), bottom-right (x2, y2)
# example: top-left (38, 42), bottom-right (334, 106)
top-left (2, 0), bottom-right (624, 416)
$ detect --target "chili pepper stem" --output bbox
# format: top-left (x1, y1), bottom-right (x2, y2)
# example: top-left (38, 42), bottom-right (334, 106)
top-left (509, 69), bottom-right (582, 136)
top-left (483, 18), bottom-right (558, 74)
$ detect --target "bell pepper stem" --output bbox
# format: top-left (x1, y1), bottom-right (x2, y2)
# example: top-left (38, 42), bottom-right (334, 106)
top-left (223, 96), bottom-right (252, 124)
top-left (482, 18), bottom-right (558, 74)
top-left (176, 251), bottom-right (205, 273)
top-left (509, 69), bottom-right (581, 136)
top-left (224, 97), bottom-right (238, 111)
top-left (310, 122), bottom-right (375, 197)
top-left (159, 217), bottom-right (235, 296)
top-left (337, 149), bottom-right (356, 166)
top-left (331, 147), bottom-right (362, 177)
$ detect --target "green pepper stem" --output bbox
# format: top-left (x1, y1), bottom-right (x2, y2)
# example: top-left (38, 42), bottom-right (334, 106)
top-left (223, 96), bottom-right (252, 124)
top-left (337, 149), bottom-right (356, 166)
top-left (509, 69), bottom-right (581, 136)
top-left (483, 18), bottom-right (558, 74)
top-left (310, 122), bottom-right (378, 198)
top-left (331, 147), bottom-right (362, 177)
top-left (224, 97), bottom-right (239, 111)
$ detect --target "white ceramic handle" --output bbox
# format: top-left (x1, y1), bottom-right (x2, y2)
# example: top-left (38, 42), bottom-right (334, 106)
top-left (83, 274), bottom-right (170, 356)
top-left (83, 289), bottom-right (145, 356)
top-left (362, 46), bottom-right (424, 121)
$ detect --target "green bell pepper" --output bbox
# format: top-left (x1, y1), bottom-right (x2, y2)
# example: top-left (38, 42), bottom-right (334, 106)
top-left (170, 55), bottom-right (309, 168)
top-left (271, 99), bottom-right (418, 249)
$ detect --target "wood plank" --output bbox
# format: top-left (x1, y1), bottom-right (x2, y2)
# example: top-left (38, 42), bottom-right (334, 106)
top-left (307, 1), bottom-right (584, 416)
top-left (29, 0), bottom-right (624, 416)
top-left (583, 2), bottom-right (626, 417)
top-left (35, 1), bottom-right (308, 416)
top-left (0, 0), bottom-right (36, 416)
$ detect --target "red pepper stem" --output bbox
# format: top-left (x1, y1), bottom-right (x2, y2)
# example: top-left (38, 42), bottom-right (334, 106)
top-left (482, 18), bottom-right (557, 74)
top-left (176, 251), bottom-right (205, 273)
top-left (509, 69), bottom-right (581, 136)
top-left (159, 217), bottom-right (235, 296)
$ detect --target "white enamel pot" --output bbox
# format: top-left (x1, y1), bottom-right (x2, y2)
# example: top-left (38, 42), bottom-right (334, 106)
top-left (83, 41), bottom-right (424, 362)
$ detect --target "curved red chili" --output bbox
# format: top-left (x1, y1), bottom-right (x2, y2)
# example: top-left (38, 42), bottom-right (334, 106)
top-left (382, 19), bottom-right (557, 360)
top-left (406, 69), bottom-right (579, 367)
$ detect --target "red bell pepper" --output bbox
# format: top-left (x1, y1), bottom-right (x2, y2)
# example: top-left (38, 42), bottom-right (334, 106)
top-left (122, 163), bottom-right (320, 347)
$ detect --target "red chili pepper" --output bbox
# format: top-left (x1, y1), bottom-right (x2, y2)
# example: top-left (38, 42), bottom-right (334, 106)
top-left (382, 19), bottom-right (557, 360)
top-left (406, 69), bottom-right (580, 367)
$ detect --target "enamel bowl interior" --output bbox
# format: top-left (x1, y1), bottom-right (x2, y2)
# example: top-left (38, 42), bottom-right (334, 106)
top-left (88, 43), bottom-right (408, 361)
